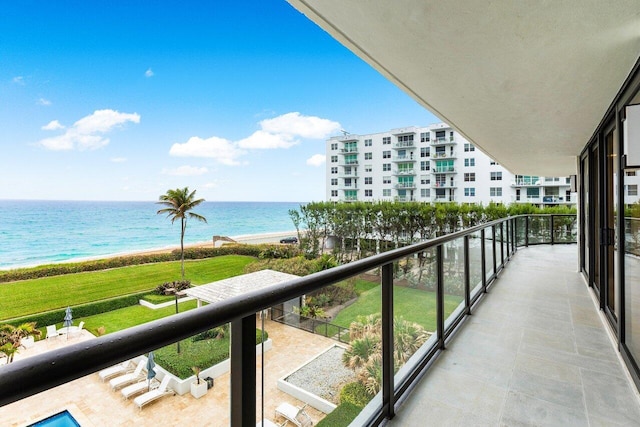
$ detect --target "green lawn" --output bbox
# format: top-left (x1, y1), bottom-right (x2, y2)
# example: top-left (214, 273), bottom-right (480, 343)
top-left (331, 284), bottom-right (464, 333)
top-left (0, 255), bottom-right (255, 320)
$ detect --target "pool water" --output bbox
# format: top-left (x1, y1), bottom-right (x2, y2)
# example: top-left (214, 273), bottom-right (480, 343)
top-left (29, 410), bottom-right (81, 427)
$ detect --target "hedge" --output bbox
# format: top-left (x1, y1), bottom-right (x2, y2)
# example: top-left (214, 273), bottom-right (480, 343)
top-left (339, 381), bottom-right (373, 408)
top-left (316, 402), bottom-right (363, 426)
top-left (0, 244), bottom-right (299, 283)
top-left (4, 291), bottom-right (150, 327)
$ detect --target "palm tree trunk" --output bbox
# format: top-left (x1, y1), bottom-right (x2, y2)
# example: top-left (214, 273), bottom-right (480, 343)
top-left (180, 217), bottom-right (186, 280)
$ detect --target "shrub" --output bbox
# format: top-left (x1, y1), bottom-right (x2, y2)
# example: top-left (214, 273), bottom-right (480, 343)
top-left (156, 280), bottom-right (191, 295)
top-left (192, 324), bottom-right (228, 342)
top-left (316, 402), bottom-right (362, 426)
top-left (340, 381), bottom-right (373, 407)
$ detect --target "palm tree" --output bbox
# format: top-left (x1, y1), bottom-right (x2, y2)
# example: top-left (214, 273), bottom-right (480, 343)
top-left (157, 187), bottom-right (207, 280)
top-left (0, 322), bottom-right (41, 363)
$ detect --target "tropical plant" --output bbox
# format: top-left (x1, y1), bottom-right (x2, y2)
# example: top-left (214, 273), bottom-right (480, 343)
top-left (342, 314), bottom-right (431, 395)
top-left (0, 322), bottom-right (41, 363)
top-left (192, 366), bottom-right (202, 384)
top-left (157, 187), bottom-right (207, 280)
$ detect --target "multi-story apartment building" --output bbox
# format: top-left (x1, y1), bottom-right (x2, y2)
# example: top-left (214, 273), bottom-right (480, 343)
top-left (326, 123), bottom-right (577, 206)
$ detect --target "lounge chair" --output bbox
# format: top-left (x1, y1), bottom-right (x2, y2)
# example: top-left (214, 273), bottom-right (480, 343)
top-left (121, 378), bottom-right (158, 400)
top-left (109, 359), bottom-right (146, 390)
top-left (257, 420), bottom-right (288, 427)
top-left (98, 360), bottom-right (135, 382)
top-left (275, 402), bottom-right (312, 427)
top-left (133, 375), bottom-right (174, 410)
top-left (46, 325), bottom-right (59, 339)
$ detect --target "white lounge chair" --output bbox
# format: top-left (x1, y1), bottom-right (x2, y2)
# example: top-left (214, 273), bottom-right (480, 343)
top-left (275, 402), bottom-right (312, 427)
top-left (98, 360), bottom-right (135, 382)
top-left (109, 359), bottom-right (146, 390)
top-left (121, 378), bottom-right (158, 400)
top-left (45, 325), bottom-right (59, 339)
top-left (257, 420), bottom-right (288, 427)
top-left (133, 375), bottom-right (174, 410)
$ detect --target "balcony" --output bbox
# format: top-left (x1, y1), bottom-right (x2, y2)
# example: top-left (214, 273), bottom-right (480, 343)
top-left (339, 160), bottom-right (358, 166)
top-left (339, 148), bottom-right (358, 154)
top-left (432, 151), bottom-right (456, 159)
top-left (434, 195), bottom-right (456, 202)
top-left (338, 184), bottom-right (358, 190)
top-left (392, 156), bottom-right (415, 163)
top-left (393, 141), bottom-right (415, 149)
top-left (432, 167), bottom-right (456, 174)
top-left (395, 182), bottom-right (416, 189)
top-left (432, 181), bottom-right (456, 188)
top-left (393, 169), bottom-right (416, 176)
top-left (3, 215), bottom-right (639, 427)
top-left (431, 137), bottom-right (455, 145)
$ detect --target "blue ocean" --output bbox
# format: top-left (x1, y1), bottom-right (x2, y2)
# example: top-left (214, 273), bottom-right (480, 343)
top-left (0, 200), bottom-right (303, 270)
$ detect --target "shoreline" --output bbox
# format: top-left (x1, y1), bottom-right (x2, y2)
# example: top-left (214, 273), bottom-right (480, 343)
top-left (0, 230), bottom-right (299, 271)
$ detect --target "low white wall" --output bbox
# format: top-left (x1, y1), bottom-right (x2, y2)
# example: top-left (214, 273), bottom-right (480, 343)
top-left (138, 296), bottom-right (195, 310)
top-left (154, 338), bottom-right (272, 396)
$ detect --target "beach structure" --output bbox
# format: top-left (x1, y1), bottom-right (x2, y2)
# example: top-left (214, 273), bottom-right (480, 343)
top-left (3, 3), bottom-right (640, 426)
top-left (325, 123), bottom-right (580, 206)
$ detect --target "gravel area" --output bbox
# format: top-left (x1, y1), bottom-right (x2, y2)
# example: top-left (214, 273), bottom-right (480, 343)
top-left (285, 346), bottom-right (356, 404)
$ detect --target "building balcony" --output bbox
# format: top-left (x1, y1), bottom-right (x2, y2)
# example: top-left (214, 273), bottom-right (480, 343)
top-left (338, 184), bottom-right (358, 190)
top-left (395, 196), bottom-right (416, 202)
top-left (393, 169), bottom-right (416, 176)
top-left (4, 215), bottom-right (639, 427)
top-left (392, 156), bottom-right (416, 162)
top-left (434, 195), bottom-right (456, 202)
top-left (395, 182), bottom-right (416, 189)
top-left (342, 195), bottom-right (358, 201)
top-left (432, 181), bottom-right (456, 188)
top-left (338, 148), bottom-right (358, 154)
top-left (393, 141), bottom-right (415, 149)
top-left (432, 151), bottom-right (456, 159)
top-left (432, 167), bottom-right (456, 174)
top-left (339, 160), bottom-right (359, 166)
top-left (431, 137), bottom-right (455, 145)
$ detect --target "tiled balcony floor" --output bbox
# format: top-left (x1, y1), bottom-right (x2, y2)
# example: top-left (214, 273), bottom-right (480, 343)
top-left (388, 245), bottom-right (640, 426)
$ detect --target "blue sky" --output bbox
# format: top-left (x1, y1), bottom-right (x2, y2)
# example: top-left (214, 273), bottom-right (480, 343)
top-left (1, 1), bottom-right (438, 202)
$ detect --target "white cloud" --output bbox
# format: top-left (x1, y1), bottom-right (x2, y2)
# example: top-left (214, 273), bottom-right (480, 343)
top-left (12, 76), bottom-right (24, 85)
top-left (163, 165), bottom-right (209, 176)
top-left (259, 112), bottom-right (341, 139)
top-left (306, 154), bottom-right (326, 167)
top-left (37, 109), bottom-right (140, 151)
top-left (237, 130), bottom-right (297, 149)
top-left (42, 120), bottom-right (65, 131)
top-left (169, 136), bottom-right (246, 166)
top-left (37, 98), bottom-right (51, 106)
top-left (110, 157), bottom-right (127, 163)
top-left (204, 181), bottom-right (219, 189)
top-left (145, 68), bottom-right (154, 77)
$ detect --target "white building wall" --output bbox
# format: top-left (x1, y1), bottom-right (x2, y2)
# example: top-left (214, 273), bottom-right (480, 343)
top-left (326, 123), bottom-right (576, 206)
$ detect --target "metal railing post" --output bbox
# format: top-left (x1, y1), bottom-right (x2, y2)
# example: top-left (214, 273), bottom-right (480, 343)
top-left (381, 263), bottom-right (395, 420)
top-left (481, 228), bottom-right (487, 292)
top-left (500, 222), bottom-right (505, 267)
top-left (525, 215), bottom-right (530, 247)
top-left (231, 315), bottom-right (256, 427)
top-left (464, 235), bottom-right (471, 314)
top-left (492, 225), bottom-right (497, 276)
top-left (436, 245), bottom-right (445, 349)
top-left (551, 215), bottom-right (555, 245)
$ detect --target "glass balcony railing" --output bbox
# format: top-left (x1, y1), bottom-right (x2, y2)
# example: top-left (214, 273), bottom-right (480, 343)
top-left (393, 169), bottom-right (416, 176)
top-left (1, 215), bottom-right (576, 426)
top-left (431, 167), bottom-right (456, 174)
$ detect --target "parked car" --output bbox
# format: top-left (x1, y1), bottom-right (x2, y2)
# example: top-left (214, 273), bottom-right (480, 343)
top-left (280, 236), bottom-right (298, 244)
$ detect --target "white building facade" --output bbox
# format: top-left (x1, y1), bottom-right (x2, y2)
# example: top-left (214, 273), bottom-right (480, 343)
top-left (326, 123), bottom-right (577, 206)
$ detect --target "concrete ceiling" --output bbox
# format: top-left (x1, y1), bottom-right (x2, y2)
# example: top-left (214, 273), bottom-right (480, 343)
top-left (287, 0), bottom-right (640, 176)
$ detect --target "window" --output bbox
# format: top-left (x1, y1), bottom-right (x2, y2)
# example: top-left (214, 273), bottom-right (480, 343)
top-left (383, 150), bottom-right (391, 159)
top-left (331, 178), bottom-right (338, 185)
top-left (490, 160), bottom-right (498, 165)
top-left (330, 143), bottom-right (338, 150)
top-left (382, 137), bottom-right (391, 145)
top-left (344, 167), bottom-right (352, 175)
top-left (364, 152), bottom-right (373, 160)
top-left (397, 134), bottom-right (414, 142)
top-left (629, 185), bottom-right (638, 196)
top-left (490, 171), bottom-right (502, 181)
top-left (383, 189), bottom-right (391, 197)
top-left (464, 158), bottom-right (475, 167)
top-left (464, 173), bottom-right (475, 182)
top-left (420, 132), bottom-right (430, 142)
top-left (331, 190), bottom-right (338, 197)
top-left (330, 155), bottom-right (338, 163)
top-left (627, 171), bottom-right (637, 176)
top-left (464, 188), bottom-right (475, 197)
top-left (383, 163), bottom-right (391, 171)
top-left (420, 161), bottom-right (430, 171)
top-left (420, 147), bottom-right (430, 157)
top-left (365, 165), bottom-right (372, 172)
top-left (383, 176), bottom-right (391, 184)
top-left (365, 189), bottom-right (373, 197)
top-left (364, 139), bottom-right (372, 147)
top-left (365, 177), bottom-right (373, 185)
top-left (420, 175), bottom-right (430, 185)
top-left (331, 167), bottom-right (338, 174)
top-left (421, 188), bottom-right (430, 198)
top-left (490, 187), bottom-right (503, 197)
top-left (464, 143), bottom-right (475, 152)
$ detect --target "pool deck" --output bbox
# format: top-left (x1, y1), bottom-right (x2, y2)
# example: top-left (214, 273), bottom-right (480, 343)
top-left (1, 319), bottom-right (337, 426)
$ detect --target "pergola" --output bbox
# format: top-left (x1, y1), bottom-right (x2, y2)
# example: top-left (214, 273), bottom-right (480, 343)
top-left (183, 269), bottom-right (301, 310)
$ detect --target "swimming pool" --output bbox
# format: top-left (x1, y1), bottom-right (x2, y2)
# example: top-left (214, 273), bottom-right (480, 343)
top-left (28, 410), bottom-right (81, 427)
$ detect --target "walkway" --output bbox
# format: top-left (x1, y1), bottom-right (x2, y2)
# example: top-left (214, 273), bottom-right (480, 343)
top-left (389, 245), bottom-right (640, 426)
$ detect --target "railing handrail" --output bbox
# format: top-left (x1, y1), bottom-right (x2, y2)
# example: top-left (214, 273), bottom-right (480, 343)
top-left (0, 213), bottom-right (577, 409)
